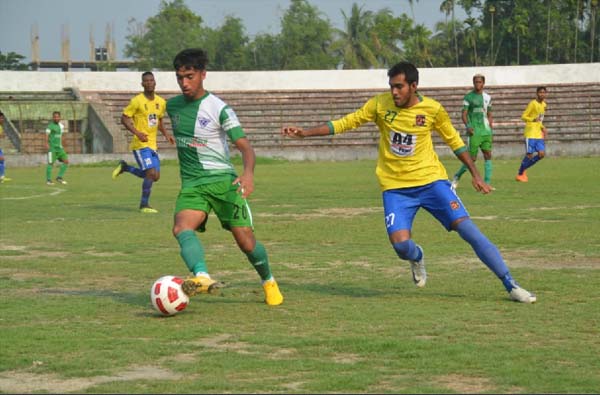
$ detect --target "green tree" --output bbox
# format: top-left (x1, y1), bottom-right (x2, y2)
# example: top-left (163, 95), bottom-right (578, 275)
top-left (404, 24), bottom-right (435, 67)
top-left (331, 3), bottom-right (379, 69)
top-left (246, 33), bottom-right (284, 70)
top-left (279, 0), bottom-right (336, 69)
top-left (371, 9), bottom-right (410, 67)
top-left (0, 51), bottom-right (29, 70)
top-left (124, 0), bottom-right (206, 70)
top-left (211, 16), bottom-right (249, 71)
top-left (440, 0), bottom-right (460, 66)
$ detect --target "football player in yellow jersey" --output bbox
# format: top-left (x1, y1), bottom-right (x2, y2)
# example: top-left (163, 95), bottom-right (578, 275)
top-left (282, 62), bottom-right (536, 303)
top-left (112, 71), bottom-right (175, 213)
top-left (516, 86), bottom-right (548, 182)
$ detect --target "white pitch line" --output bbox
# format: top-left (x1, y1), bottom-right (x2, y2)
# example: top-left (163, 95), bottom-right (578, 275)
top-left (0, 186), bottom-right (66, 200)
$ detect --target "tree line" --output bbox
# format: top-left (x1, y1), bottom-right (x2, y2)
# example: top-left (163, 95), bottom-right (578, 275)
top-left (1, 0), bottom-right (598, 71)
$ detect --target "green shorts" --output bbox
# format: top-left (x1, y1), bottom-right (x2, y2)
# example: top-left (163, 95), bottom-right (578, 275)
top-left (467, 134), bottom-right (492, 156)
top-left (47, 149), bottom-right (68, 164)
top-left (175, 178), bottom-right (253, 232)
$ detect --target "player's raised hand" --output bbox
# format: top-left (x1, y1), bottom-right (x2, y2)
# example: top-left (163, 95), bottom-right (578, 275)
top-left (281, 126), bottom-right (305, 138)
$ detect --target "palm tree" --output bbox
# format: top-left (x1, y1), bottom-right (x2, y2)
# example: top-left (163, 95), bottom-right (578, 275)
top-left (440, 0), bottom-right (459, 66)
top-left (464, 17), bottom-right (479, 66)
top-left (331, 3), bottom-right (379, 68)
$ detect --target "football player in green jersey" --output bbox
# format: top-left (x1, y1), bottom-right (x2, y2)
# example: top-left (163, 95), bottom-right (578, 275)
top-left (45, 111), bottom-right (69, 185)
top-left (451, 74), bottom-right (494, 190)
top-left (282, 62), bottom-right (536, 304)
top-left (166, 48), bottom-right (283, 306)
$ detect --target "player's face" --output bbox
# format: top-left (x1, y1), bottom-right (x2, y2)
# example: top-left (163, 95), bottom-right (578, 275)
top-left (176, 67), bottom-right (207, 100)
top-left (536, 89), bottom-right (547, 102)
top-left (389, 73), bottom-right (418, 108)
top-left (52, 113), bottom-right (60, 123)
top-left (141, 75), bottom-right (156, 94)
top-left (473, 77), bottom-right (484, 92)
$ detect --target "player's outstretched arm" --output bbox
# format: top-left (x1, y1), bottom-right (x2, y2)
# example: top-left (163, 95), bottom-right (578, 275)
top-left (281, 124), bottom-right (330, 138)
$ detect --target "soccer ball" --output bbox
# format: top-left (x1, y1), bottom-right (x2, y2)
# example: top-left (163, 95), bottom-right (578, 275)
top-left (150, 275), bottom-right (189, 316)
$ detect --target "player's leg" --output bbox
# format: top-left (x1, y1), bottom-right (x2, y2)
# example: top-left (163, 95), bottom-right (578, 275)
top-left (425, 180), bottom-right (536, 302)
top-left (516, 138), bottom-right (536, 181)
top-left (217, 179), bottom-right (282, 305)
top-left (46, 151), bottom-right (55, 184)
top-left (56, 150), bottom-right (69, 184)
top-left (134, 148), bottom-right (159, 212)
top-left (383, 189), bottom-right (425, 287)
top-left (0, 149), bottom-right (9, 183)
top-left (482, 136), bottom-right (493, 185)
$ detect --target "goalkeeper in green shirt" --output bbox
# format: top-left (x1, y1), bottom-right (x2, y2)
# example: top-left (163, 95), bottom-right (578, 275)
top-left (451, 74), bottom-right (494, 191)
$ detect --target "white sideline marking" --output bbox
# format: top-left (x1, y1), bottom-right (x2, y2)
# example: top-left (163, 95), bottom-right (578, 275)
top-left (0, 186), bottom-right (66, 200)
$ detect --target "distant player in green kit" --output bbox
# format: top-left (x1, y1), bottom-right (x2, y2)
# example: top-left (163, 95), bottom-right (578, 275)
top-left (166, 48), bottom-right (283, 306)
top-left (451, 74), bottom-right (494, 191)
top-left (45, 111), bottom-right (69, 185)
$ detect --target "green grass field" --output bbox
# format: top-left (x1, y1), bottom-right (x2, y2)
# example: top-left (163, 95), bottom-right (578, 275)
top-left (1, 156), bottom-right (599, 394)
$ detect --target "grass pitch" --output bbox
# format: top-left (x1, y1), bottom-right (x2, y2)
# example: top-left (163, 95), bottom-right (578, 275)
top-left (0, 156), bottom-right (599, 393)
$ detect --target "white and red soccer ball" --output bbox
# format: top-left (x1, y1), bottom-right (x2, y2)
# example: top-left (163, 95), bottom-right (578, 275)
top-left (150, 275), bottom-right (189, 316)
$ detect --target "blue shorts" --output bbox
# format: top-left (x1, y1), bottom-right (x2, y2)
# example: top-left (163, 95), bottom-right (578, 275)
top-left (525, 138), bottom-right (545, 154)
top-left (382, 180), bottom-right (470, 233)
top-left (133, 147), bottom-right (160, 172)
top-left (0, 148), bottom-right (3, 157)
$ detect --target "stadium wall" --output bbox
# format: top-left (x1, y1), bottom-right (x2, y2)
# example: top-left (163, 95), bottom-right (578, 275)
top-left (1, 63), bottom-right (599, 92)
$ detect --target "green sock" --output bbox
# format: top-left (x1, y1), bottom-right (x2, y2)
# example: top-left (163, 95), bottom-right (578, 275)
top-left (176, 230), bottom-right (207, 275)
top-left (58, 163), bottom-right (68, 178)
top-left (245, 241), bottom-right (273, 281)
top-left (455, 164), bottom-right (468, 179)
top-left (484, 160), bottom-right (492, 184)
top-left (46, 165), bottom-right (52, 180)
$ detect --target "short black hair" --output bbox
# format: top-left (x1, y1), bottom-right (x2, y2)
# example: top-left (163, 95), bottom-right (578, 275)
top-left (536, 86), bottom-right (547, 93)
top-left (0, 111), bottom-right (4, 117)
top-left (173, 48), bottom-right (208, 71)
top-left (53, 111), bottom-right (60, 116)
top-left (387, 62), bottom-right (419, 85)
top-left (142, 71), bottom-right (154, 79)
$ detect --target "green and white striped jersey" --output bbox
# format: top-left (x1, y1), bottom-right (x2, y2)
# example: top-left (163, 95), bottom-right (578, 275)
top-left (167, 92), bottom-right (246, 187)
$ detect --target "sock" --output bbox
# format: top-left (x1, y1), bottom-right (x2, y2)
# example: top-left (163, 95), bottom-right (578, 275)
top-left (454, 164), bottom-right (468, 180)
top-left (127, 165), bottom-right (145, 178)
top-left (58, 163), bottom-right (68, 178)
top-left (455, 219), bottom-right (514, 291)
top-left (518, 156), bottom-right (535, 175)
top-left (176, 230), bottom-right (208, 275)
top-left (140, 178), bottom-right (153, 207)
top-left (245, 240), bottom-right (273, 281)
top-left (484, 160), bottom-right (492, 184)
top-left (46, 164), bottom-right (52, 180)
top-left (392, 239), bottom-right (423, 261)
top-left (0, 159), bottom-right (5, 177)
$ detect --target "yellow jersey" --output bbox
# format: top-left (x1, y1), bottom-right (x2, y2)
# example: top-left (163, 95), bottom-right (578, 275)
top-left (521, 99), bottom-right (546, 139)
top-left (330, 93), bottom-right (466, 191)
top-left (122, 93), bottom-right (166, 150)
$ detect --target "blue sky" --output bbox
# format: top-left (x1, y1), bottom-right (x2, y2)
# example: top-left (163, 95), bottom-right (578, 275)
top-left (0, 0), bottom-right (466, 63)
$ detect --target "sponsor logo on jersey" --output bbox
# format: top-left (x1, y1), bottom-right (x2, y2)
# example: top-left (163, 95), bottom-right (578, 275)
top-left (415, 114), bottom-right (426, 126)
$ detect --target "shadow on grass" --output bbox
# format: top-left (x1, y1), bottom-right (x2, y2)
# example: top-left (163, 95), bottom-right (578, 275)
top-left (42, 288), bottom-right (148, 307)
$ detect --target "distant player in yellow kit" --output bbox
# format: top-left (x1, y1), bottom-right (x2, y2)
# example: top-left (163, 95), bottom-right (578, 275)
top-left (516, 87), bottom-right (548, 182)
top-left (282, 62), bottom-right (536, 303)
top-left (112, 71), bottom-right (175, 212)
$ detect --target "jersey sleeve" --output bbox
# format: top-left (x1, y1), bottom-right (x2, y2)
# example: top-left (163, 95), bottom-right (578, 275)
top-left (521, 101), bottom-right (536, 122)
top-left (219, 106), bottom-right (246, 141)
top-left (433, 104), bottom-right (466, 154)
top-left (122, 97), bottom-right (138, 118)
top-left (330, 96), bottom-right (377, 135)
top-left (462, 95), bottom-right (470, 111)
